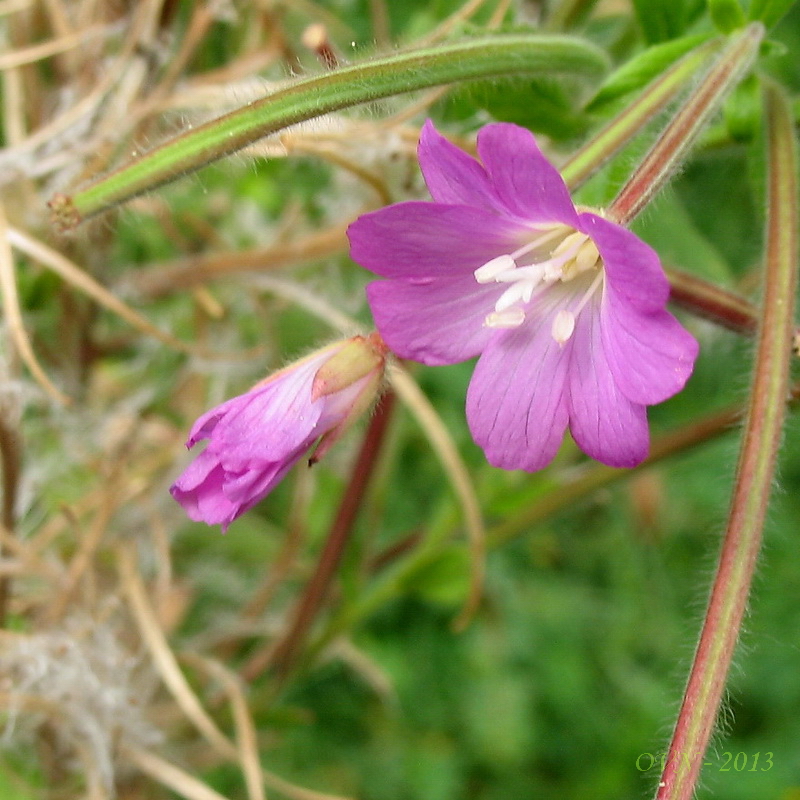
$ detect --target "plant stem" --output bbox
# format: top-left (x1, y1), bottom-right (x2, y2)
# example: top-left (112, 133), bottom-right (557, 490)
top-left (561, 38), bottom-right (721, 190)
top-left (666, 267), bottom-right (759, 334)
top-left (52, 33), bottom-right (607, 227)
top-left (245, 390), bottom-right (396, 681)
top-left (608, 23), bottom-right (763, 225)
top-left (655, 80), bottom-right (798, 800)
top-left (0, 412), bottom-right (21, 624)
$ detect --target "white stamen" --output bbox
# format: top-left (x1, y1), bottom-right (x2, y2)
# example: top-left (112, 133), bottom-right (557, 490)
top-left (486, 308), bottom-right (525, 328)
top-left (475, 254), bottom-right (516, 283)
top-left (495, 281), bottom-right (531, 312)
top-left (473, 224), bottom-right (603, 332)
top-left (574, 240), bottom-right (600, 272)
top-left (551, 309), bottom-right (576, 344)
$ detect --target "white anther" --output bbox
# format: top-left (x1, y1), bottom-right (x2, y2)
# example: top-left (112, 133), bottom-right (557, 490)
top-left (486, 308), bottom-right (526, 328)
top-left (495, 282), bottom-right (531, 312)
top-left (475, 254), bottom-right (516, 283)
top-left (551, 231), bottom-right (587, 257)
top-left (574, 240), bottom-right (600, 273)
top-left (551, 309), bottom-right (576, 344)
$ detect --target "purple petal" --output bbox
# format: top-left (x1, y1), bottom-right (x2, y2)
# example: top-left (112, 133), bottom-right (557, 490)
top-left (347, 202), bottom-right (524, 279)
top-left (187, 394), bottom-right (242, 447)
top-left (601, 292), bottom-right (699, 405)
top-left (212, 375), bottom-right (322, 465)
top-left (476, 123), bottom-right (580, 225)
top-left (579, 212), bottom-right (669, 313)
top-left (222, 450), bottom-right (302, 508)
top-left (170, 449), bottom-right (240, 528)
top-left (172, 445), bottom-right (220, 494)
top-left (566, 304), bottom-right (649, 467)
top-left (466, 317), bottom-right (570, 472)
top-left (366, 275), bottom-right (501, 365)
top-left (418, 120), bottom-right (506, 213)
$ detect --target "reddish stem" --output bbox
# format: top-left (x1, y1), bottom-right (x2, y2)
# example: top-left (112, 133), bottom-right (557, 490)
top-left (244, 389), bottom-right (396, 681)
top-left (655, 81), bottom-right (798, 800)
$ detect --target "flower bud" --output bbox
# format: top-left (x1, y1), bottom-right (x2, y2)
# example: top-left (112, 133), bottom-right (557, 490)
top-left (170, 334), bottom-right (387, 530)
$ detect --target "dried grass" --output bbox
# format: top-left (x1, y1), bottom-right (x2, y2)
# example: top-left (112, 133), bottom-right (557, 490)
top-left (0, 1), bottom-right (498, 797)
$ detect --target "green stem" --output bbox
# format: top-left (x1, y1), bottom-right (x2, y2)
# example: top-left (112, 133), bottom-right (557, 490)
top-left (608, 23), bottom-right (763, 225)
top-left (52, 33), bottom-right (607, 228)
top-left (655, 80), bottom-right (799, 800)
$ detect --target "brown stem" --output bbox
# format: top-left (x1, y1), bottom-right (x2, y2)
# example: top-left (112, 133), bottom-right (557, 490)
top-left (242, 389), bottom-right (397, 681)
top-left (609, 24), bottom-right (763, 226)
top-left (667, 267), bottom-right (758, 334)
top-left (0, 412), bottom-right (22, 624)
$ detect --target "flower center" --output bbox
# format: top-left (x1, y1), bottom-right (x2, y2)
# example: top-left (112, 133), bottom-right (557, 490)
top-left (473, 224), bottom-right (603, 343)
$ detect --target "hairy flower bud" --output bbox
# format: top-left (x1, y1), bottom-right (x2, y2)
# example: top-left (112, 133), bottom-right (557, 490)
top-left (171, 334), bottom-right (387, 530)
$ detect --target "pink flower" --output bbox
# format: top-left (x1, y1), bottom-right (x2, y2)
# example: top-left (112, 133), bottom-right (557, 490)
top-left (348, 121), bottom-right (698, 470)
top-left (171, 335), bottom-right (386, 530)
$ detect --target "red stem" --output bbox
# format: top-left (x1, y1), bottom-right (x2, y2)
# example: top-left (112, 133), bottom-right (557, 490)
top-left (247, 390), bottom-right (396, 680)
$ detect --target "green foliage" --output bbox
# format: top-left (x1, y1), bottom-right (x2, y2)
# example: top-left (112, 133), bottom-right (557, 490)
top-left (709, 0), bottom-right (749, 31)
top-left (708, 0), bottom-right (747, 33)
top-left (632, 0), bottom-right (706, 42)
top-left (724, 72), bottom-right (762, 139)
top-left (587, 33), bottom-right (714, 110)
top-left (748, 0), bottom-right (797, 28)
top-left (457, 77), bottom-right (591, 141)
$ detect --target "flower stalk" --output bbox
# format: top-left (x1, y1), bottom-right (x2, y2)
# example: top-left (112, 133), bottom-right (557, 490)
top-left (655, 80), bottom-right (798, 800)
top-left (608, 23), bottom-right (764, 226)
top-left (666, 267), bottom-right (759, 334)
top-left (51, 33), bottom-right (607, 228)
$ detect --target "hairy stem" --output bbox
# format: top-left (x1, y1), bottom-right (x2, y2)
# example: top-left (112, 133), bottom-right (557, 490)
top-left (53, 33), bottom-right (607, 227)
top-left (561, 38), bottom-right (720, 190)
top-left (655, 80), bottom-right (798, 800)
top-left (245, 390), bottom-right (396, 681)
top-left (608, 23), bottom-right (763, 225)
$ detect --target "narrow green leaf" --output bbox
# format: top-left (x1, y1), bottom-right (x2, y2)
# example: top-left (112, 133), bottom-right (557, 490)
top-left (708, 0), bottom-right (748, 31)
top-left (53, 33), bottom-right (608, 228)
top-left (633, 0), bottom-right (687, 42)
top-left (588, 33), bottom-right (714, 110)
top-left (748, 0), bottom-right (796, 28)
